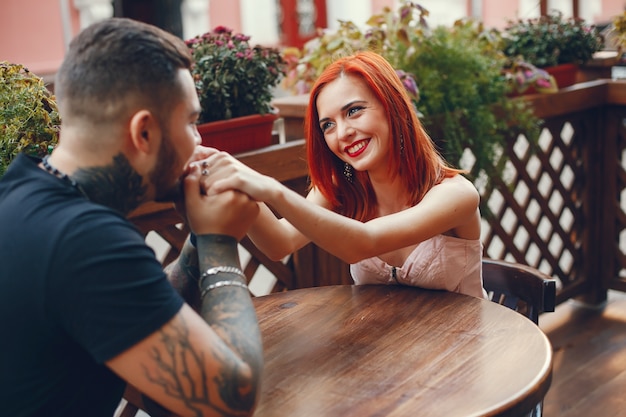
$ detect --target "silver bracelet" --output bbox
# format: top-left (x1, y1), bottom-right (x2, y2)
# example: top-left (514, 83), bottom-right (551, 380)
top-left (199, 266), bottom-right (246, 289)
top-left (200, 280), bottom-right (249, 298)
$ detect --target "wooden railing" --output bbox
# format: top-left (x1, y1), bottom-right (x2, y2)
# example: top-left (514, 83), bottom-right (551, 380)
top-left (130, 79), bottom-right (626, 306)
top-left (486, 80), bottom-right (626, 305)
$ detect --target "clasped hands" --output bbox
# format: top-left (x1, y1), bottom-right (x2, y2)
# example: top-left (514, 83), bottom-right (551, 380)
top-left (180, 146), bottom-right (261, 241)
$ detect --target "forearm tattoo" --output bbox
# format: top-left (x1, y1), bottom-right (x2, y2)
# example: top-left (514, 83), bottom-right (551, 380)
top-left (155, 235), bottom-right (263, 415)
top-left (196, 234), bottom-right (263, 410)
top-left (142, 314), bottom-right (252, 417)
top-left (166, 238), bottom-right (201, 310)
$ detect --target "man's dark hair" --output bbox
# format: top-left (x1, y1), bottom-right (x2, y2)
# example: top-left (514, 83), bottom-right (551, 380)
top-left (55, 17), bottom-right (193, 125)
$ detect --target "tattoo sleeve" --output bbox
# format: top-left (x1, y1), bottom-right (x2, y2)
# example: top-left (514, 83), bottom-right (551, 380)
top-left (165, 237), bottom-right (202, 311)
top-left (195, 234), bottom-right (263, 412)
top-left (159, 234), bottom-right (263, 414)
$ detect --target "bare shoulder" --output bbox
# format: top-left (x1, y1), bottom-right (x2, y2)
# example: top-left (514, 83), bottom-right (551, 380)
top-left (441, 173), bottom-right (476, 187)
top-left (434, 174), bottom-right (479, 201)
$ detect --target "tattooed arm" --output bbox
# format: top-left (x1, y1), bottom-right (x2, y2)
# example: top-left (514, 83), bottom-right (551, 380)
top-left (165, 237), bottom-right (202, 312)
top-left (106, 167), bottom-right (263, 417)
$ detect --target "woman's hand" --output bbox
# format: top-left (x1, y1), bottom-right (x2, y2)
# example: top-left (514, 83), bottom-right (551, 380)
top-left (175, 146), bottom-right (223, 217)
top-left (197, 151), bottom-right (281, 204)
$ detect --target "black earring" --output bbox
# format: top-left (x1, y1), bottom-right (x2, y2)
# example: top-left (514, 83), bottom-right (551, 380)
top-left (343, 163), bottom-right (354, 183)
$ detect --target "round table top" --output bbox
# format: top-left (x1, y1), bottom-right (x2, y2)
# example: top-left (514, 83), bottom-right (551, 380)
top-left (252, 285), bottom-right (553, 417)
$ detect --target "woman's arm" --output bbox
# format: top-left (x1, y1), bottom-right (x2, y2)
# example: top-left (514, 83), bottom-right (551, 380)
top-left (245, 203), bottom-right (310, 261)
top-left (204, 152), bottom-right (479, 264)
top-left (244, 187), bottom-right (334, 261)
top-left (257, 175), bottom-right (479, 263)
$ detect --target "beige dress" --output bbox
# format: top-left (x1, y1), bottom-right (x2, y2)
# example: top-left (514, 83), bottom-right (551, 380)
top-left (350, 234), bottom-right (486, 299)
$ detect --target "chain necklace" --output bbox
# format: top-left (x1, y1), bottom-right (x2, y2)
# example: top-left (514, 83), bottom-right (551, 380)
top-left (41, 155), bottom-right (88, 199)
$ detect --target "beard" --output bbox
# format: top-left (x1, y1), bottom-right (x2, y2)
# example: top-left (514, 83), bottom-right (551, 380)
top-left (152, 131), bottom-right (184, 204)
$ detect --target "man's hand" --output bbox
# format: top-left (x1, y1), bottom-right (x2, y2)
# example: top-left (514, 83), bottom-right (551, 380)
top-left (183, 163), bottom-right (259, 240)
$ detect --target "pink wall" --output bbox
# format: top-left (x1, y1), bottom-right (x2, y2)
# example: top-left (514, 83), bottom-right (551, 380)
top-left (371, 0), bottom-right (396, 14)
top-left (0, 0), bottom-right (79, 76)
top-left (209, 0), bottom-right (242, 32)
top-left (0, 0), bottom-right (243, 78)
top-left (597, 0), bottom-right (626, 23)
top-left (1, 0), bottom-right (624, 79)
top-left (482, 0), bottom-right (517, 29)
top-left (479, 0), bottom-right (625, 30)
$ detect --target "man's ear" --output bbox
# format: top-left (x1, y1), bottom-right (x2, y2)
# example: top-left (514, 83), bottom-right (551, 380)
top-left (128, 109), bottom-right (160, 155)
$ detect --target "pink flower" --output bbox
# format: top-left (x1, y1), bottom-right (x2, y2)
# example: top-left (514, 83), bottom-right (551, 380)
top-left (234, 33), bottom-right (251, 42)
top-left (395, 69), bottom-right (419, 101)
top-left (213, 26), bottom-right (230, 34)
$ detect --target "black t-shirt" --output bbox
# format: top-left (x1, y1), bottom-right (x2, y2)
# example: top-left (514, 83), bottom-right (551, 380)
top-left (0, 154), bottom-right (184, 416)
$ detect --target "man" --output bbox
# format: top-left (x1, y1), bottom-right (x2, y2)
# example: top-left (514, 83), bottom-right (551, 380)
top-left (0, 18), bottom-right (263, 417)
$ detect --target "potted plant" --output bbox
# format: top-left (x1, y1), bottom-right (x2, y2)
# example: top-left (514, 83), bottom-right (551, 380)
top-left (0, 61), bottom-right (59, 178)
top-left (281, 2), bottom-right (541, 178)
top-left (611, 11), bottom-right (626, 53)
top-left (503, 58), bottom-right (558, 95)
top-left (185, 26), bottom-right (287, 154)
top-left (500, 11), bottom-right (603, 89)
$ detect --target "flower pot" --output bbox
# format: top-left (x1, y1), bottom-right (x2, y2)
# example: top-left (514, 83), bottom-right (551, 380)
top-left (545, 63), bottom-right (578, 89)
top-left (197, 112), bottom-right (278, 154)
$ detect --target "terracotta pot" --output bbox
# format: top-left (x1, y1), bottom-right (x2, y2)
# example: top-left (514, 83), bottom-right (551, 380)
top-left (545, 63), bottom-right (578, 89)
top-left (197, 111), bottom-right (278, 154)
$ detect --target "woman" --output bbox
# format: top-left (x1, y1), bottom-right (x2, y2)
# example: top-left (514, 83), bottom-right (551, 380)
top-left (202, 51), bottom-right (485, 298)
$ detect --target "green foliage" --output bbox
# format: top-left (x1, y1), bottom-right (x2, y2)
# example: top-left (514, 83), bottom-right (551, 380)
top-left (399, 21), bottom-right (512, 171)
top-left (611, 11), bottom-right (626, 51)
top-left (501, 11), bottom-right (603, 68)
top-left (186, 26), bottom-right (287, 124)
top-left (0, 62), bottom-right (59, 178)
top-left (282, 1), bottom-right (541, 177)
top-left (282, 3), bottom-right (430, 95)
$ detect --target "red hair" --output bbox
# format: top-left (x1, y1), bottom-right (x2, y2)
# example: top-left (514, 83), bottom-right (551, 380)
top-left (305, 51), bottom-right (460, 221)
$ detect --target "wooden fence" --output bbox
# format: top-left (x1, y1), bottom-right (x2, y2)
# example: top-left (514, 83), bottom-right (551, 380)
top-left (481, 80), bottom-right (626, 305)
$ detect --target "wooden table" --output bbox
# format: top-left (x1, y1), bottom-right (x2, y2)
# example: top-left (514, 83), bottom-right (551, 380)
top-left (252, 285), bottom-right (553, 417)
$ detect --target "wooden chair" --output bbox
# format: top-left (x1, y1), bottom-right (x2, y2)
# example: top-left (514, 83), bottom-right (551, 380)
top-left (482, 258), bottom-right (557, 324)
top-left (482, 258), bottom-right (557, 417)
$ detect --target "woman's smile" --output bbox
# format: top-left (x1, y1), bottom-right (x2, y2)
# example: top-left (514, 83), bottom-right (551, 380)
top-left (345, 139), bottom-right (370, 157)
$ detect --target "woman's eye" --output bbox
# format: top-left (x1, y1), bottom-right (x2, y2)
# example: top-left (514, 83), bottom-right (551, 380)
top-left (348, 106), bottom-right (364, 117)
top-left (320, 121), bottom-right (334, 132)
